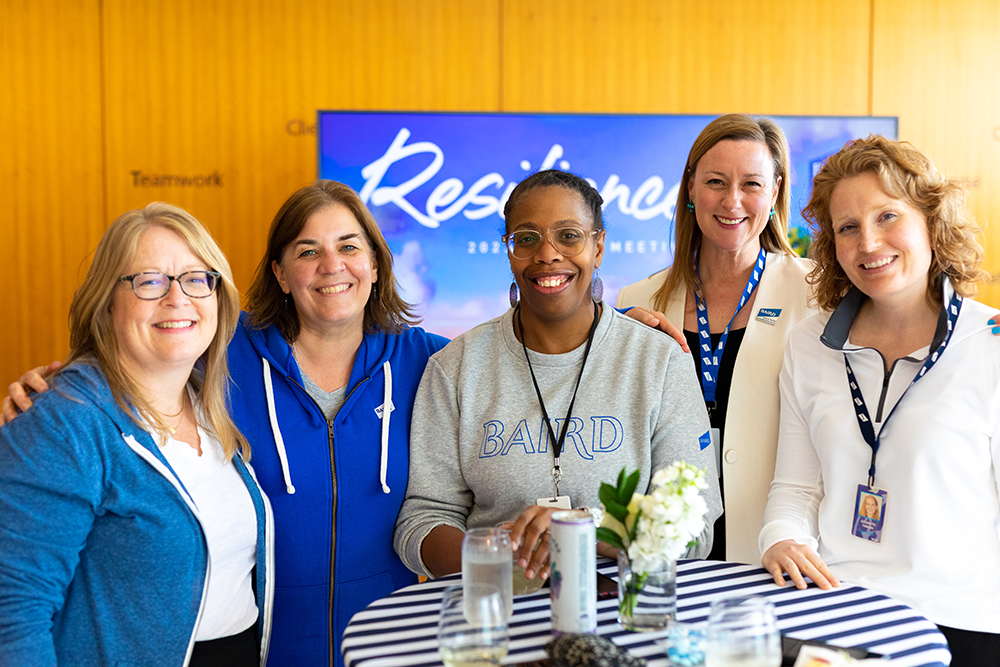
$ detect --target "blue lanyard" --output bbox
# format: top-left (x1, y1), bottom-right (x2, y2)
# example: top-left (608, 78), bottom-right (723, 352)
top-left (844, 291), bottom-right (962, 488)
top-left (694, 247), bottom-right (767, 411)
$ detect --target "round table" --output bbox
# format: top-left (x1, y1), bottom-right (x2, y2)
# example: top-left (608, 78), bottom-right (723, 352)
top-left (342, 559), bottom-right (950, 666)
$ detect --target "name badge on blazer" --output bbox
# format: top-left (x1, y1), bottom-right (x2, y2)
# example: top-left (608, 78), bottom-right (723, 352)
top-left (755, 308), bottom-right (782, 326)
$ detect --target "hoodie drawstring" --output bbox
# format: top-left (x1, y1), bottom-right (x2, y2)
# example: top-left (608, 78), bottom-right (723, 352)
top-left (379, 360), bottom-right (392, 495)
top-left (262, 359), bottom-right (296, 494)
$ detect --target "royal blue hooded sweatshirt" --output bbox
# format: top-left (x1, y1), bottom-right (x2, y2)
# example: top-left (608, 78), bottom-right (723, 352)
top-left (228, 312), bottom-right (448, 667)
top-left (0, 362), bottom-right (274, 667)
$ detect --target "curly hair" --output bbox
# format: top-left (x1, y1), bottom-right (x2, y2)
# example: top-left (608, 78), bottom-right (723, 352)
top-left (652, 114), bottom-right (795, 312)
top-left (804, 135), bottom-right (987, 311)
top-left (245, 180), bottom-right (418, 340)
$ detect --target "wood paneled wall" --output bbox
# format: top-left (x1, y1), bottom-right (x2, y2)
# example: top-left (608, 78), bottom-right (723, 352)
top-left (2, 0), bottom-right (998, 385)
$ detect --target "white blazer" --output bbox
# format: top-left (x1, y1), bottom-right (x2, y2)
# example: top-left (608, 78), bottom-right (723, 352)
top-left (617, 251), bottom-right (816, 565)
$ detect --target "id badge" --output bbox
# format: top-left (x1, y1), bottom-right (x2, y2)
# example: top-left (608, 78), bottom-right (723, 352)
top-left (536, 495), bottom-right (572, 510)
top-left (851, 485), bottom-right (887, 543)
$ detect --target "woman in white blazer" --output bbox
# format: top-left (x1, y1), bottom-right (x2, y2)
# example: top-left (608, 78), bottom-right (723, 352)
top-left (617, 114), bottom-right (815, 565)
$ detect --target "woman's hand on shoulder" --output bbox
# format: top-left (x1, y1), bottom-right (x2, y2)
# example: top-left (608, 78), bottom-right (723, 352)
top-left (507, 505), bottom-right (563, 581)
top-left (989, 314), bottom-right (1000, 335)
top-left (1, 361), bottom-right (61, 425)
top-left (624, 307), bottom-right (689, 352)
top-left (762, 539), bottom-right (840, 591)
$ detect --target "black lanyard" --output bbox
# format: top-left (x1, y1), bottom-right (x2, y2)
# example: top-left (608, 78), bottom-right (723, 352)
top-left (845, 291), bottom-right (962, 488)
top-left (516, 300), bottom-right (599, 497)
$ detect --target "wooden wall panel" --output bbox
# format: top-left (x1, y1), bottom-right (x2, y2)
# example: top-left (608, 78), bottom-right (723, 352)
top-left (872, 0), bottom-right (1000, 307)
top-left (0, 0), bottom-right (104, 386)
top-left (500, 0), bottom-right (871, 115)
top-left (101, 0), bottom-right (500, 304)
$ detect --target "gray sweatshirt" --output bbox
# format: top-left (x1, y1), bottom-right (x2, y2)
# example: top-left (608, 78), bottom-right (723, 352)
top-left (393, 304), bottom-right (722, 577)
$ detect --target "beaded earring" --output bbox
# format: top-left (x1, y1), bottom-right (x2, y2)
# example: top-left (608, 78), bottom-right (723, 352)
top-left (591, 269), bottom-right (604, 302)
top-left (509, 280), bottom-right (519, 309)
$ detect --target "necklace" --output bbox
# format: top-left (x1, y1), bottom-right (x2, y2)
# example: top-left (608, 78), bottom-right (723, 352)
top-left (161, 396), bottom-right (187, 435)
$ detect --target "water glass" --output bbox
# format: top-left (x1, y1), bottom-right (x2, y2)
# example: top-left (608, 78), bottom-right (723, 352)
top-left (438, 584), bottom-right (509, 667)
top-left (462, 527), bottom-right (513, 618)
top-left (706, 596), bottom-right (781, 667)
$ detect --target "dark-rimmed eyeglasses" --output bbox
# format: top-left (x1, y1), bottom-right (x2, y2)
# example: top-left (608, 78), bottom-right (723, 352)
top-left (501, 227), bottom-right (600, 259)
top-left (119, 271), bottom-right (221, 300)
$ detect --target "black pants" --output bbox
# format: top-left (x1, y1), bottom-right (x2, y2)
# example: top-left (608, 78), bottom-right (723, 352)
top-left (937, 625), bottom-right (1000, 667)
top-left (189, 624), bottom-right (259, 667)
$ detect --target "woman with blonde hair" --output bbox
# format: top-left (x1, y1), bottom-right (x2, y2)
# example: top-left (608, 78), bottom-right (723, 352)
top-left (0, 203), bottom-right (273, 667)
top-left (617, 114), bottom-right (815, 564)
top-left (760, 136), bottom-right (1000, 664)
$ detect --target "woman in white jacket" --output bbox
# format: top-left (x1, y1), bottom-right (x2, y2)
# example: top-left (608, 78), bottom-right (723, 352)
top-left (760, 136), bottom-right (1000, 665)
top-left (617, 114), bottom-right (814, 565)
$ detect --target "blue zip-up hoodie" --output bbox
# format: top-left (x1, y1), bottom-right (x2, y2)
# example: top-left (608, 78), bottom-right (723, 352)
top-left (0, 362), bottom-right (274, 667)
top-left (228, 312), bottom-right (448, 667)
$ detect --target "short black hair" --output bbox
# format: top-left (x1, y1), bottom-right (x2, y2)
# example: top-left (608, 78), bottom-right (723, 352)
top-left (503, 170), bottom-right (605, 232)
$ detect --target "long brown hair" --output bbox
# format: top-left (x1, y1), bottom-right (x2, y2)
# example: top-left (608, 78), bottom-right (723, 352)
top-left (804, 135), bottom-right (987, 310)
top-left (65, 203), bottom-right (248, 460)
top-left (652, 114), bottom-right (795, 312)
top-left (245, 180), bottom-right (418, 340)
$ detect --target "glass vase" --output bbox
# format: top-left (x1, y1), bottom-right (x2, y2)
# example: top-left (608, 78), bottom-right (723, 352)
top-left (617, 551), bottom-right (676, 632)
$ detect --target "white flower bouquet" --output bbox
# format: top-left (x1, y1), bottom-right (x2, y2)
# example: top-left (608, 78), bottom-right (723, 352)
top-left (596, 463), bottom-right (709, 620)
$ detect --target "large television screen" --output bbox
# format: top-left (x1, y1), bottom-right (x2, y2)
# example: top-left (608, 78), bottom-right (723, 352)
top-left (318, 112), bottom-right (897, 338)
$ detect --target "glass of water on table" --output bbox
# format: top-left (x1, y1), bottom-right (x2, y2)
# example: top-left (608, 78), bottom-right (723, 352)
top-left (497, 521), bottom-right (547, 596)
top-left (462, 527), bottom-right (514, 617)
top-left (438, 584), bottom-right (509, 667)
top-left (706, 596), bottom-right (781, 667)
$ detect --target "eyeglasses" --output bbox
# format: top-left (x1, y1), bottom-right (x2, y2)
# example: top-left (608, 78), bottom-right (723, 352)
top-left (119, 271), bottom-right (221, 300)
top-left (501, 227), bottom-right (601, 259)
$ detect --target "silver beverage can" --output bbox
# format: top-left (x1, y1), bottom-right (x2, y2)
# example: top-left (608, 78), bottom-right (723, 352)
top-left (549, 509), bottom-right (596, 635)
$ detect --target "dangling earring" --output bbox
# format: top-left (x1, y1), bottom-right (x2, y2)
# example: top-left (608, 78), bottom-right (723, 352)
top-left (591, 269), bottom-right (604, 302)
top-left (509, 280), bottom-right (519, 309)
top-left (769, 207), bottom-right (775, 220)
top-left (284, 294), bottom-right (292, 311)
top-left (370, 281), bottom-right (378, 302)
top-left (686, 201), bottom-right (695, 213)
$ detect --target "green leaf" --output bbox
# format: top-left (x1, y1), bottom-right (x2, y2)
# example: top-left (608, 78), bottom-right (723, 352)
top-left (616, 467), bottom-right (627, 491)
top-left (620, 468), bottom-right (641, 504)
top-left (599, 484), bottom-right (628, 522)
top-left (596, 527), bottom-right (625, 550)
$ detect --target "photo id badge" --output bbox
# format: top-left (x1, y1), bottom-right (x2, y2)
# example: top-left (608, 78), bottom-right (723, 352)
top-left (537, 495), bottom-right (572, 510)
top-left (851, 485), bottom-right (887, 543)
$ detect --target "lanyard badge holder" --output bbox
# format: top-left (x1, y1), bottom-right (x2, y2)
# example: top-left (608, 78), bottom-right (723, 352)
top-left (845, 291), bottom-right (962, 543)
top-left (517, 301), bottom-right (599, 509)
top-left (694, 247), bottom-right (766, 472)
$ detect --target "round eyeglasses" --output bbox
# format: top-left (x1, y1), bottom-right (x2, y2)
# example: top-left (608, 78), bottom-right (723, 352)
top-left (501, 227), bottom-right (600, 259)
top-left (119, 271), bottom-right (221, 300)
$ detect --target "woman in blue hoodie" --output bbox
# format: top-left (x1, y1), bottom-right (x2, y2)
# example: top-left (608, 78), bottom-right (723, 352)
top-left (229, 181), bottom-right (449, 666)
top-left (0, 203), bottom-right (274, 667)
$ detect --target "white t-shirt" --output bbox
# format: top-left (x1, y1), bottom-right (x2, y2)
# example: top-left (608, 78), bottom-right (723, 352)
top-left (161, 424), bottom-right (259, 640)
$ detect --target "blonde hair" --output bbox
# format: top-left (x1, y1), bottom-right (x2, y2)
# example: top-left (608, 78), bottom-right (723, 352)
top-left (653, 114), bottom-right (795, 312)
top-left (804, 135), bottom-right (988, 311)
top-left (65, 203), bottom-right (248, 461)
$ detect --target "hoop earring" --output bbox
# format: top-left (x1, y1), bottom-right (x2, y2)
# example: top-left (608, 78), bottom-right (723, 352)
top-left (509, 280), bottom-right (519, 309)
top-left (591, 269), bottom-right (604, 302)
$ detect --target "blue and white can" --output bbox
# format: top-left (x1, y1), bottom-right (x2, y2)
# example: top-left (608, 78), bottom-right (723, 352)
top-left (549, 509), bottom-right (596, 635)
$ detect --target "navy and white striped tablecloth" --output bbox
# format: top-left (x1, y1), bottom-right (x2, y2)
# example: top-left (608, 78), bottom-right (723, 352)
top-left (342, 559), bottom-right (950, 667)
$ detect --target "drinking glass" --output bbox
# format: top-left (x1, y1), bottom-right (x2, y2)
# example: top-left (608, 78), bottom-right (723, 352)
top-left (462, 527), bottom-right (513, 617)
top-left (705, 596), bottom-right (781, 667)
top-left (438, 584), bottom-right (509, 667)
top-left (498, 521), bottom-right (546, 596)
